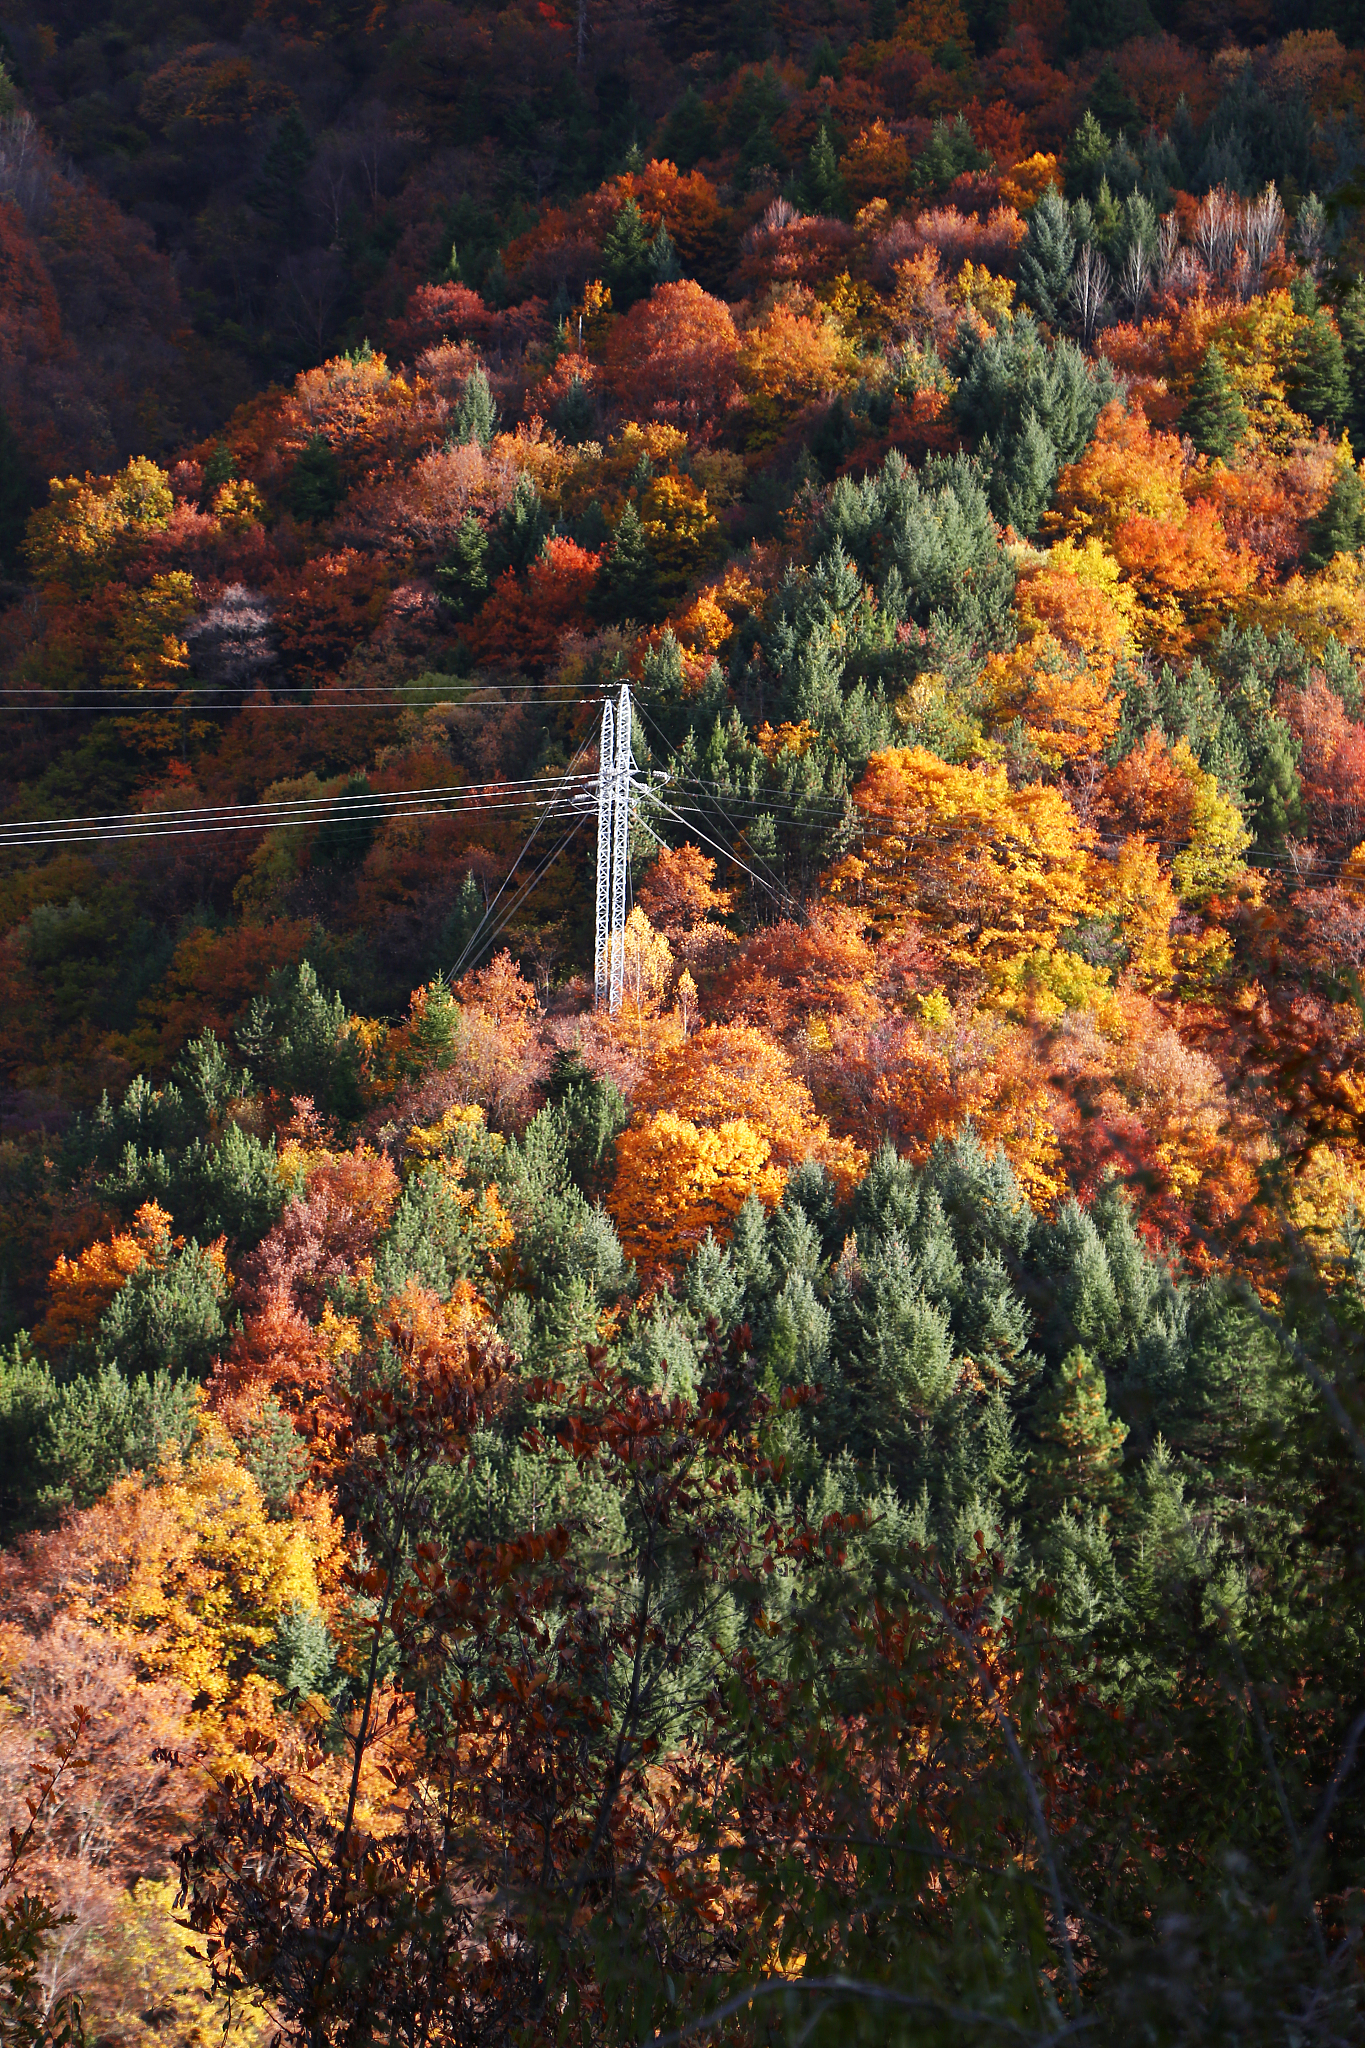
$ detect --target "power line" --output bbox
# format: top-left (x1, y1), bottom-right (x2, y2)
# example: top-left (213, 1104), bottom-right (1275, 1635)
top-left (452, 812), bottom-right (589, 983)
top-left (448, 739), bottom-right (596, 982)
top-left (1, 685), bottom-right (609, 711)
top-left (0, 773), bottom-right (597, 847)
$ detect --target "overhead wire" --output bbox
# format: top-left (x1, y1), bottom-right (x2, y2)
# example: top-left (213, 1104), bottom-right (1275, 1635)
top-left (630, 699), bottom-right (808, 917)
top-left (2, 684), bottom-right (611, 711)
top-left (0, 681), bottom-right (1344, 887)
top-left (449, 811), bottom-right (589, 982)
top-left (0, 773), bottom-right (598, 852)
top-left (646, 790), bottom-right (794, 916)
top-left (447, 737), bottom-right (597, 981)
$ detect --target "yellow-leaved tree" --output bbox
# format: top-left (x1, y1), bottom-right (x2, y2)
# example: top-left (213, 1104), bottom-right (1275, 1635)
top-left (47, 1419), bottom-right (339, 1739)
top-left (830, 747), bottom-right (1095, 984)
top-left (612, 1023), bottom-right (864, 1266)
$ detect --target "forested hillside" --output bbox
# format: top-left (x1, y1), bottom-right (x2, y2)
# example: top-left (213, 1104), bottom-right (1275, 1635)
top-left (3, 1), bottom-right (1365, 2042)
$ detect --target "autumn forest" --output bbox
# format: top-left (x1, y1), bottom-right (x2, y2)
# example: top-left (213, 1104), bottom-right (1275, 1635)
top-left (2, 0), bottom-right (1365, 2040)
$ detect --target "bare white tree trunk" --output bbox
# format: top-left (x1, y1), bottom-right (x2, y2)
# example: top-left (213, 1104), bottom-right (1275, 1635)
top-left (1069, 243), bottom-right (1110, 346)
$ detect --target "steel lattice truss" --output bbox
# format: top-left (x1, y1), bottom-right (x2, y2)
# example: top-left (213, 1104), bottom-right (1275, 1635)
top-left (593, 684), bottom-right (632, 1013)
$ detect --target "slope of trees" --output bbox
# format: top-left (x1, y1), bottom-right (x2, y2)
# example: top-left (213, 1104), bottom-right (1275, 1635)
top-left (3, 2), bottom-right (1365, 2041)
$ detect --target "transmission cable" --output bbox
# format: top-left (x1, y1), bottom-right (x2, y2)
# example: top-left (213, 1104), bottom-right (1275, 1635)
top-left (449, 812), bottom-right (589, 982)
top-left (447, 739), bottom-right (596, 982)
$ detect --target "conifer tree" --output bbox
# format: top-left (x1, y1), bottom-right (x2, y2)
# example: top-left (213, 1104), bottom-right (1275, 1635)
top-left (1018, 186), bottom-right (1075, 325)
top-left (495, 471), bottom-right (548, 574)
top-left (251, 106), bottom-right (315, 244)
top-left (436, 511), bottom-right (490, 617)
top-left (1090, 175), bottom-right (1123, 258)
top-left (286, 434), bottom-right (340, 523)
top-left (1028, 1347), bottom-right (1127, 1520)
top-left (805, 120), bottom-right (846, 216)
top-left (553, 372), bottom-right (596, 444)
top-left (1306, 450), bottom-right (1365, 570)
top-left (1338, 276), bottom-right (1365, 449)
top-left (648, 221), bottom-right (682, 284)
top-left (602, 196), bottom-right (653, 307)
top-left (1182, 344), bottom-right (1246, 462)
top-left (660, 86), bottom-right (717, 171)
top-left (595, 500), bottom-right (658, 621)
top-left (1064, 110), bottom-right (1111, 202)
top-left (1287, 306), bottom-right (1350, 433)
top-left (996, 410), bottom-right (1058, 537)
top-left (449, 367), bottom-right (499, 450)
top-left (202, 440), bottom-right (236, 493)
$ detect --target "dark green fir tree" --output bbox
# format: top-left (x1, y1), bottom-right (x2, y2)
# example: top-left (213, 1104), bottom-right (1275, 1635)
top-left (449, 367), bottom-right (499, 451)
top-left (1306, 450), bottom-right (1365, 570)
top-left (602, 196), bottom-right (653, 308)
top-left (436, 511), bottom-right (490, 618)
top-left (595, 501), bottom-right (658, 622)
top-left (805, 120), bottom-right (847, 216)
top-left (1287, 300), bottom-right (1350, 434)
top-left (285, 434), bottom-right (341, 523)
top-left (1183, 344), bottom-right (1246, 462)
top-left (1017, 185), bottom-right (1075, 325)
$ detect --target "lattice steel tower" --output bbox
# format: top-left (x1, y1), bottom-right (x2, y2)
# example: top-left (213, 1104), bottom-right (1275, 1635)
top-left (593, 684), bottom-right (632, 1013)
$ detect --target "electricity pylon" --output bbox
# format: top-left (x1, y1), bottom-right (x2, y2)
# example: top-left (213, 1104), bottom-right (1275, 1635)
top-left (594, 683), bottom-right (632, 1013)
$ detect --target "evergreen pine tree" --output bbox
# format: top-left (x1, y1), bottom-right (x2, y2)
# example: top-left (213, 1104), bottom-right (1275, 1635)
top-left (660, 87), bottom-right (717, 172)
top-left (1337, 276), bottom-right (1365, 450)
top-left (286, 434), bottom-right (341, 523)
top-left (1182, 344), bottom-right (1246, 462)
top-left (1036, 1201), bottom-right (1122, 1366)
top-left (1090, 175), bottom-right (1123, 259)
top-left (995, 409), bottom-right (1058, 536)
top-left (553, 372), bottom-right (596, 445)
top-left (1039, 1507), bottom-right (1122, 1653)
top-left (1248, 719), bottom-right (1303, 843)
top-left (239, 1397), bottom-right (309, 1518)
top-left (313, 773), bottom-right (376, 868)
top-left (913, 114), bottom-right (988, 192)
top-left (648, 220), bottom-right (682, 284)
top-left (261, 1601), bottom-right (341, 1701)
top-left (436, 511), bottom-right (490, 618)
top-left (438, 872), bottom-right (485, 966)
top-left (1287, 307), bottom-right (1350, 434)
top-left (1088, 58), bottom-right (1141, 130)
top-left (450, 367), bottom-right (499, 450)
top-left (542, 1049), bottom-right (629, 1199)
top-left (1018, 185), bottom-right (1075, 325)
top-left (602, 197), bottom-right (653, 308)
top-left (95, 1235), bottom-right (228, 1380)
top-left (1306, 450), bottom-right (1365, 570)
top-left (1028, 1347), bottom-right (1127, 1520)
top-left (805, 36), bottom-right (841, 86)
top-left (1064, 110), bottom-right (1111, 202)
top-left (202, 440), bottom-right (236, 493)
top-left (595, 501), bottom-right (658, 621)
top-left (252, 106), bottom-right (315, 244)
top-left (237, 961), bottom-right (361, 1117)
top-left (805, 120), bottom-right (846, 216)
top-left (1170, 94), bottom-right (1200, 185)
top-left (1116, 189), bottom-right (1158, 266)
top-left (495, 472), bottom-right (548, 574)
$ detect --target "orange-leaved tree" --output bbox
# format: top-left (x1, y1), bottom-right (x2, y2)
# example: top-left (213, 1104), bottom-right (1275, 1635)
top-left (738, 303), bottom-right (853, 442)
top-left (830, 748), bottom-right (1095, 983)
top-left (464, 537), bottom-right (601, 669)
top-left (612, 1022), bottom-right (864, 1266)
top-left (604, 282), bottom-right (740, 440)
